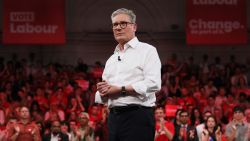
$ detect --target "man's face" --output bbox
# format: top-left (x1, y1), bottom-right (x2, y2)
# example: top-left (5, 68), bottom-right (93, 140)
top-left (112, 14), bottom-right (136, 45)
top-left (20, 107), bottom-right (30, 119)
top-left (69, 121), bottom-right (76, 131)
top-left (233, 111), bottom-right (244, 121)
top-left (78, 114), bottom-right (89, 126)
top-left (180, 112), bottom-right (189, 124)
top-left (51, 121), bottom-right (61, 134)
top-left (91, 106), bottom-right (99, 115)
top-left (61, 124), bottom-right (68, 133)
top-left (154, 108), bottom-right (165, 121)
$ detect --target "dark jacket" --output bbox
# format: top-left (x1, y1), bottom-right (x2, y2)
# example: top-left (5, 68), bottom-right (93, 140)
top-left (42, 132), bottom-right (69, 141)
top-left (173, 124), bottom-right (197, 141)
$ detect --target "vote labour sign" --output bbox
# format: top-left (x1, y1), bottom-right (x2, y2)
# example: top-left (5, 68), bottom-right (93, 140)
top-left (186, 0), bottom-right (247, 45)
top-left (3, 0), bottom-right (65, 44)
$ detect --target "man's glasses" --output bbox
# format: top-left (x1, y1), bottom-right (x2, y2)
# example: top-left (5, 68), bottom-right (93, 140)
top-left (112, 21), bottom-right (134, 29)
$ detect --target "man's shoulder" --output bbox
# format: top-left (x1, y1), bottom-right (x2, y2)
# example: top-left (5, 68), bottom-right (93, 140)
top-left (137, 41), bottom-right (156, 49)
top-left (136, 42), bottom-right (158, 57)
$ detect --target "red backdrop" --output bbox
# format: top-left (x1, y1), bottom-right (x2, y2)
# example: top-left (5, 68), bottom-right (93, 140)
top-left (3, 0), bottom-right (65, 44)
top-left (186, 0), bottom-right (247, 45)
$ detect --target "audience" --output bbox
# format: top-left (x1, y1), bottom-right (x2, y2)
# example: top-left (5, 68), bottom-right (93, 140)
top-left (0, 54), bottom-right (249, 140)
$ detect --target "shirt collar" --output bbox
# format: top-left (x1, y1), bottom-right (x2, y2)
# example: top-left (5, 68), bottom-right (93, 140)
top-left (181, 124), bottom-right (188, 128)
top-left (51, 133), bottom-right (59, 138)
top-left (114, 37), bottom-right (139, 53)
top-left (17, 120), bottom-right (31, 125)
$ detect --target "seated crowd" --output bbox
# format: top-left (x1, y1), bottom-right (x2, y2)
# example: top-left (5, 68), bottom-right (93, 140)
top-left (0, 53), bottom-right (249, 141)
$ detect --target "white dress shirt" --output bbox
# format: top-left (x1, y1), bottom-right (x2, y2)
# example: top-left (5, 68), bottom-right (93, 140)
top-left (51, 133), bottom-right (60, 141)
top-left (95, 37), bottom-right (161, 107)
top-left (196, 123), bottom-right (204, 141)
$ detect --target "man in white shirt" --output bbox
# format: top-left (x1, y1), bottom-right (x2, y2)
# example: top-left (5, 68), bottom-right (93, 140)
top-left (95, 8), bottom-right (161, 141)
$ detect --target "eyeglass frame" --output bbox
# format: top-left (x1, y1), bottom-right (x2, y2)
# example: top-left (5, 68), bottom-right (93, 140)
top-left (112, 21), bottom-right (134, 29)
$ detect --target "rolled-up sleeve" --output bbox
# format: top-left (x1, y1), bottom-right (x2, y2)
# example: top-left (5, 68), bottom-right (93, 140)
top-left (131, 47), bottom-right (161, 99)
top-left (95, 91), bottom-right (107, 104)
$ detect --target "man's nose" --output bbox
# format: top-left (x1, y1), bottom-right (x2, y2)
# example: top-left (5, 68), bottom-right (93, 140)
top-left (114, 25), bottom-right (122, 30)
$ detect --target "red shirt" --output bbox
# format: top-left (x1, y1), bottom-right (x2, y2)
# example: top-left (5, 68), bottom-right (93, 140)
top-left (7, 121), bottom-right (41, 141)
top-left (155, 121), bottom-right (175, 141)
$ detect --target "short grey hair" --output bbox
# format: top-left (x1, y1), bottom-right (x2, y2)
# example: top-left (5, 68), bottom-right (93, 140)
top-left (79, 112), bottom-right (89, 120)
top-left (111, 8), bottom-right (136, 23)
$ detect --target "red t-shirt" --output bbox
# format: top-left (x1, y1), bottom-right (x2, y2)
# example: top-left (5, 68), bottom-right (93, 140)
top-left (155, 121), bottom-right (175, 141)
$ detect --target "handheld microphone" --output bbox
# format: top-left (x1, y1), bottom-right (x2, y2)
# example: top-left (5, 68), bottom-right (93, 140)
top-left (118, 56), bottom-right (121, 61)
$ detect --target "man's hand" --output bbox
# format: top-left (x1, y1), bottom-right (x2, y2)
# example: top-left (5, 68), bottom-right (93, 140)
top-left (202, 129), bottom-right (209, 136)
top-left (231, 125), bottom-right (237, 135)
top-left (189, 129), bottom-right (195, 139)
top-left (215, 126), bottom-right (221, 136)
top-left (159, 118), bottom-right (165, 130)
top-left (14, 125), bottom-right (20, 133)
top-left (97, 81), bottom-right (121, 97)
top-left (97, 81), bottom-right (111, 95)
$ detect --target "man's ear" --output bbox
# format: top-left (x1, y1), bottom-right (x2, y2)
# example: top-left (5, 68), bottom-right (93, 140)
top-left (133, 23), bottom-right (137, 32)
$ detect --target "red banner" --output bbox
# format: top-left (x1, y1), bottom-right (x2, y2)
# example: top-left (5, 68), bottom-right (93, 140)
top-left (186, 0), bottom-right (247, 45)
top-left (3, 0), bottom-right (65, 44)
top-left (165, 105), bottom-right (182, 117)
